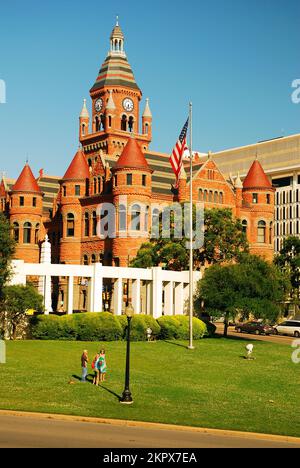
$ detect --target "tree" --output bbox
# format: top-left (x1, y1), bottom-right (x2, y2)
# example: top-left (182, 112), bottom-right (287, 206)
top-left (195, 254), bottom-right (290, 336)
top-left (1, 285), bottom-right (44, 340)
top-left (0, 212), bottom-right (15, 301)
top-left (131, 207), bottom-right (248, 271)
top-left (275, 236), bottom-right (300, 315)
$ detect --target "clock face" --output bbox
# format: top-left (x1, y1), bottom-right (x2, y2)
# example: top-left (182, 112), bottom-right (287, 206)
top-left (95, 98), bottom-right (103, 112)
top-left (123, 98), bottom-right (134, 112)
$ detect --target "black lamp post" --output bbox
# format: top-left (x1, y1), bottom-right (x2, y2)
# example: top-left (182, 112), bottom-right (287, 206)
top-left (120, 302), bottom-right (134, 405)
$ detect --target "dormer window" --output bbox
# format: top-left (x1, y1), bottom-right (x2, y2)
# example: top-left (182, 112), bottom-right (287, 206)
top-left (252, 193), bottom-right (258, 204)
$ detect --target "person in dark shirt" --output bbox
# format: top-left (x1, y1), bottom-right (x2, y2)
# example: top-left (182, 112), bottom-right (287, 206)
top-left (81, 350), bottom-right (88, 382)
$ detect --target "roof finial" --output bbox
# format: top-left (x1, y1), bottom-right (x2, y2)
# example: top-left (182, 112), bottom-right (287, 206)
top-left (116, 15), bottom-right (119, 26)
top-left (26, 154), bottom-right (29, 165)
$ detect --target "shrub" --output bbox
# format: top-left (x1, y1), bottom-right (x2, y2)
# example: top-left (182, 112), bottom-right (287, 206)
top-left (157, 315), bottom-right (207, 340)
top-left (116, 314), bottom-right (161, 341)
top-left (31, 312), bottom-right (123, 341)
top-left (204, 321), bottom-right (217, 337)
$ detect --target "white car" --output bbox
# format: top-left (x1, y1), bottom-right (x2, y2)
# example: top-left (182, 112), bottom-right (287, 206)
top-left (273, 320), bottom-right (300, 337)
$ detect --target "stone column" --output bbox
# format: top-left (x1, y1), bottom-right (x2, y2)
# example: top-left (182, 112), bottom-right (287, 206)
top-left (151, 267), bottom-right (163, 318)
top-left (67, 276), bottom-right (74, 315)
top-left (164, 281), bottom-right (174, 316)
top-left (132, 279), bottom-right (141, 315)
top-left (91, 263), bottom-right (103, 312)
top-left (38, 235), bottom-right (53, 314)
top-left (113, 278), bottom-right (123, 315)
top-left (174, 282), bottom-right (184, 315)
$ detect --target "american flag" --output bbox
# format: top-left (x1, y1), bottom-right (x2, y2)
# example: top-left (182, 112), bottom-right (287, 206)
top-left (169, 118), bottom-right (189, 187)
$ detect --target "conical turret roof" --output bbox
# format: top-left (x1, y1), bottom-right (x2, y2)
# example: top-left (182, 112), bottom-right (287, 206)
top-left (12, 164), bottom-right (42, 193)
top-left (243, 159), bottom-right (272, 190)
top-left (114, 138), bottom-right (150, 171)
top-left (63, 149), bottom-right (89, 180)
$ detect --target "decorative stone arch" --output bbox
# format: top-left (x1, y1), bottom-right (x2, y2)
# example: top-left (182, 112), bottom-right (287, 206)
top-left (257, 219), bottom-right (267, 243)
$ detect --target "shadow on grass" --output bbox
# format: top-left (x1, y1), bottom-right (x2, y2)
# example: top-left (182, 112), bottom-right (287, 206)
top-left (214, 332), bottom-right (262, 342)
top-left (99, 384), bottom-right (122, 402)
top-left (163, 340), bottom-right (190, 349)
top-left (72, 374), bottom-right (94, 384)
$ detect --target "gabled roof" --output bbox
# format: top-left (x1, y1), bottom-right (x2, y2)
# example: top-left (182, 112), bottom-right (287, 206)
top-left (12, 164), bottom-right (42, 193)
top-left (63, 149), bottom-right (89, 180)
top-left (114, 138), bottom-right (151, 171)
top-left (243, 159), bottom-right (273, 189)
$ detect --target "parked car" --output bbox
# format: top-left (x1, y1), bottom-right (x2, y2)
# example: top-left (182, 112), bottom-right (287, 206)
top-left (235, 321), bottom-right (274, 336)
top-left (273, 320), bottom-right (300, 337)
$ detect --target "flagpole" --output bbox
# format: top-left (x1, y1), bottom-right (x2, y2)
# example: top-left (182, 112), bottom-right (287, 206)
top-left (188, 102), bottom-right (194, 350)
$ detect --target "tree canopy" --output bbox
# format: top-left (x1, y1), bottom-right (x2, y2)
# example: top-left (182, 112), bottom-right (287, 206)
top-left (131, 207), bottom-right (248, 271)
top-left (275, 236), bottom-right (300, 312)
top-left (195, 254), bottom-right (290, 336)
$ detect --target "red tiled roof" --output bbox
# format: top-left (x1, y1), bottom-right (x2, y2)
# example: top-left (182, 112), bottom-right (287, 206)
top-left (243, 160), bottom-right (272, 189)
top-left (12, 164), bottom-right (41, 193)
top-left (115, 138), bottom-right (150, 171)
top-left (63, 149), bottom-right (89, 180)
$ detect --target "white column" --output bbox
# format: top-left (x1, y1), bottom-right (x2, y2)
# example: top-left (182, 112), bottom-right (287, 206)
top-left (113, 278), bottom-right (123, 315)
top-left (183, 283), bottom-right (189, 314)
top-left (164, 281), bottom-right (173, 316)
top-left (146, 281), bottom-right (151, 315)
top-left (38, 236), bottom-right (53, 314)
top-left (151, 267), bottom-right (163, 318)
top-left (174, 282), bottom-right (184, 315)
top-left (92, 263), bottom-right (103, 312)
top-left (67, 276), bottom-right (74, 315)
top-left (132, 279), bottom-right (141, 315)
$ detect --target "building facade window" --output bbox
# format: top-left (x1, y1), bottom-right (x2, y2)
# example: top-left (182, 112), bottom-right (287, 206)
top-left (257, 220), bottom-right (266, 243)
top-left (20, 196), bottom-right (24, 206)
top-left (242, 219), bottom-right (248, 235)
top-left (33, 197), bottom-right (37, 207)
top-left (142, 174), bottom-right (146, 186)
top-left (35, 223), bottom-right (40, 244)
top-left (92, 211), bottom-right (97, 236)
top-left (253, 193), bottom-right (258, 204)
top-left (83, 255), bottom-right (89, 265)
top-left (66, 213), bottom-right (75, 237)
top-left (131, 204), bottom-right (141, 231)
top-left (23, 222), bottom-right (32, 244)
top-left (119, 204), bottom-right (126, 231)
top-left (13, 222), bottom-right (19, 242)
top-left (127, 174), bottom-right (132, 185)
top-left (84, 212), bottom-right (89, 237)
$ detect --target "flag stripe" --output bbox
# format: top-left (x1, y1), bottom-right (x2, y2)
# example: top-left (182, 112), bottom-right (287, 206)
top-left (169, 118), bottom-right (189, 187)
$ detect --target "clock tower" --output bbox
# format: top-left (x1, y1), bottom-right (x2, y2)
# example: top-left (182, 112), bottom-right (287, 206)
top-left (80, 19), bottom-right (152, 163)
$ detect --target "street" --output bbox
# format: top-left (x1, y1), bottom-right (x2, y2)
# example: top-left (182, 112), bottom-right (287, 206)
top-left (0, 413), bottom-right (299, 448)
top-left (215, 324), bottom-right (296, 346)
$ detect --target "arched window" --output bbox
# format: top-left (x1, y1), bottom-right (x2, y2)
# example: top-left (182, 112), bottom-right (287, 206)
top-left (98, 177), bottom-right (101, 193)
top-left (209, 191), bottom-right (213, 202)
top-left (35, 223), bottom-right (40, 244)
top-left (269, 222), bottom-right (273, 244)
top-left (23, 222), bottom-right (32, 244)
top-left (214, 191), bottom-right (218, 203)
top-left (84, 212), bottom-right (89, 237)
top-left (198, 189), bottom-right (203, 201)
top-left (83, 255), bottom-right (88, 265)
top-left (145, 206), bottom-right (149, 232)
top-left (92, 211), bottom-right (97, 236)
top-left (257, 220), bottom-right (266, 243)
top-left (128, 116), bottom-right (134, 132)
top-left (13, 222), bottom-right (19, 242)
top-left (108, 116), bottom-right (112, 127)
top-left (100, 114), bottom-right (105, 131)
top-left (242, 219), bottom-right (248, 235)
top-left (131, 204), bottom-right (141, 231)
top-left (82, 124), bottom-right (85, 136)
top-left (203, 190), bottom-right (208, 202)
top-left (219, 192), bottom-right (223, 204)
top-left (91, 254), bottom-right (96, 264)
top-left (121, 114), bottom-right (127, 131)
top-left (67, 213), bottom-right (75, 237)
top-left (145, 123), bottom-right (149, 134)
top-left (119, 204), bottom-right (126, 231)
top-left (95, 116), bottom-right (100, 132)
top-left (93, 178), bottom-right (97, 194)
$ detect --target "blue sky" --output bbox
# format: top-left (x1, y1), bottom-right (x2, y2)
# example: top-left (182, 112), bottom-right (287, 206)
top-left (0, 0), bottom-right (299, 179)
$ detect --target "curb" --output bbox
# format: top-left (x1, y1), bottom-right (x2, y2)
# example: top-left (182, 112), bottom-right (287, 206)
top-left (0, 409), bottom-right (300, 445)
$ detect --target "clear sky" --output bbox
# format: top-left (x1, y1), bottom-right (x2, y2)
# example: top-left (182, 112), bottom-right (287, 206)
top-left (0, 0), bottom-right (299, 179)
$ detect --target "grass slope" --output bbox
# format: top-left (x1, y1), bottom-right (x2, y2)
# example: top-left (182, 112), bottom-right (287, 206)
top-left (0, 338), bottom-right (299, 437)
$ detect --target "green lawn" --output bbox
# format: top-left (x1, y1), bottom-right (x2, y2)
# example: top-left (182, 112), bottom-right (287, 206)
top-left (0, 338), bottom-right (299, 437)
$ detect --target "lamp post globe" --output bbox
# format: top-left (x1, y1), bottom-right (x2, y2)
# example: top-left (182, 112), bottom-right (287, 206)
top-left (120, 302), bottom-right (134, 405)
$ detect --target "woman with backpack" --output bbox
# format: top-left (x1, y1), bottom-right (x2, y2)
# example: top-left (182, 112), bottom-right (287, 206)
top-left (92, 353), bottom-right (100, 386)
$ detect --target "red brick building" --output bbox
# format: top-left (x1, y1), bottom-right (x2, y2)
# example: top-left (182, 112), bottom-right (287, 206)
top-left (1, 20), bottom-right (275, 273)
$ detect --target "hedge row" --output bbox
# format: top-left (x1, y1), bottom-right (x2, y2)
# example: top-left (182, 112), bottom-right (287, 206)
top-left (30, 313), bottom-right (215, 342)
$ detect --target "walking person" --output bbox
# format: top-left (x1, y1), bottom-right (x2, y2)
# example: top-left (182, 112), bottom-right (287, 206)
top-left (81, 349), bottom-right (88, 382)
top-left (92, 352), bottom-right (100, 386)
top-left (98, 349), bottom-right (107, 383)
